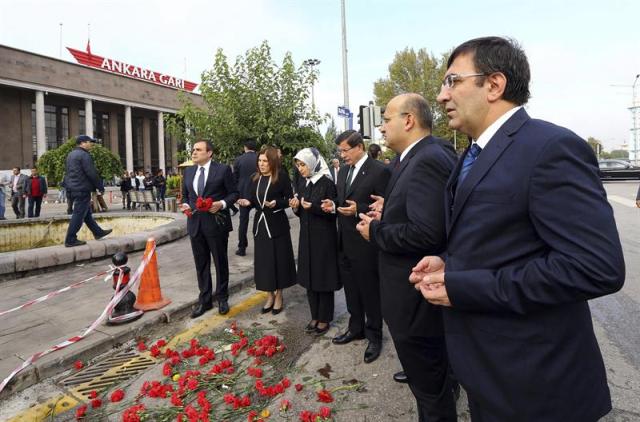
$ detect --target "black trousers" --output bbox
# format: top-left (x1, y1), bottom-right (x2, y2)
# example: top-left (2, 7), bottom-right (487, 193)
top-left (391, 333), bottom-right (457, 422)
top-left (339, 251), bottom-right (382, 342)
top-left (190, 231), bottom-right (230, 305)
top-left (306, 290), bottom-right (334, 323)
top-left (27, 196), bottom-right (43, 217)
top-left (11, 193), bottom-right (25, 218)
top-left (237, 206), bottom-right (250, 249)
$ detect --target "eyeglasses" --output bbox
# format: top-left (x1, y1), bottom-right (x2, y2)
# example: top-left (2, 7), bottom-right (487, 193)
top-left (381, 112), bottom-right (409, 124)
top-left (337, 145), bottom-right (357, 154)
top-left (441, 73), bottom-right (486, 89)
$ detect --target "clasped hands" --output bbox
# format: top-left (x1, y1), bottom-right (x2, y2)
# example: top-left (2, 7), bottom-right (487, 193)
top-left (409, 256), bottom-right (451, 307)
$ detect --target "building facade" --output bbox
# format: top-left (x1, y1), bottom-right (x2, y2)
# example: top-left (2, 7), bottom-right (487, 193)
top-left (0, 44), bottom-right (203, 173)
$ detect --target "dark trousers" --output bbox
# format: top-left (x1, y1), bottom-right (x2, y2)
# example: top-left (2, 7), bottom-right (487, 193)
top-left (306, 290), bottom-right (334, 323)
top-left (391, 334), bottom-right (457, 422)
top-left (339, 251), bottom-right (383, 343)
top-left (237, 206), bottom-right (250, 249)
top-left (27, 196), bottom-right (43, 217)
top-left (11, 193), bottom-right (25, 218)
top-left (121, 191), bottom-right (131, 209)
top-left (65, 191), bottom-right (107, 244)
top-left (190, 231), bottom-right (230, 305)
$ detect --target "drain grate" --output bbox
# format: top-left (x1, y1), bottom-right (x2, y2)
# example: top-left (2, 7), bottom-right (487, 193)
top-left (59, 351), bottom-right (156, 398)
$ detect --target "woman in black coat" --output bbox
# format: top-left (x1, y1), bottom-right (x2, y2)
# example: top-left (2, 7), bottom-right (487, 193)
top-left (290, 147), bottom-right (340, 336)
top-left (237, 146), bottom-right (296, 314)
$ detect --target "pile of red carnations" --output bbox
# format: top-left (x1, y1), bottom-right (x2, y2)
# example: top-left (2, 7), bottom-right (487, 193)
top-left (72, 321), bottom-right (362, 421)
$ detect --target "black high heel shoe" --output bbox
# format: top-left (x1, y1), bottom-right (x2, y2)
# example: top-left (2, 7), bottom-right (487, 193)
top-left (304, 321), bottom-right (318, 333)
top-left (272, 299), bottom-right (284, 315)
top-left (261, 304), bottom-right (273, 314)
top-left (315, 323), bottom-right (330, 336)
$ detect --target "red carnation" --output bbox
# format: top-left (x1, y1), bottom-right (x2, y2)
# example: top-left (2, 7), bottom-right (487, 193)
top-left (295, 383), bottom-right (304, 392)
top-left (75, 404), bottom-right (87, 420)
top-left (319, 406), bottom-right (332, 419)
top-left (91, 398), bottom-right (102, 408)
top-left (88, 390), bottom-right (98, 399)
top-left (137, 341), bottom-right (147, 351)
top-left (110, 389), bottom-right (125, 402)
top-left (317, 389), bottom-right (333, 403)
top-left (74, 360), bottom-right (83, 370)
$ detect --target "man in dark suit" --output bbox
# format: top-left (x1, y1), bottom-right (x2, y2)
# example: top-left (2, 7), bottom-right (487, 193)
top-left (181, 139), bottom-right (239, 318)
top-left (411, 36), bottom-right (625, 421)
top-left (320, 130), bottom-right (390, 363)
top-left (233, 138), bottom-right (257, 256)
top-left (328, 158), bottom-right (340, 183)
top-left (357, 93), bottom-right (458, 421)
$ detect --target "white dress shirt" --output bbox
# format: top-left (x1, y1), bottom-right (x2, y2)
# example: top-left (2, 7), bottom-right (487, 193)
top-left (190, 160), bottom-right (226, 209)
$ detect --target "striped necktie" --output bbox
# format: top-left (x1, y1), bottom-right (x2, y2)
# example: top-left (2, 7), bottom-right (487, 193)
top-left (457, 143), bottom-right (482, 187)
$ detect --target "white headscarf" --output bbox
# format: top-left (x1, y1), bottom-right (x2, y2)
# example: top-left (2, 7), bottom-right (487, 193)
top-left (294, 148), bottom-right (331, 184)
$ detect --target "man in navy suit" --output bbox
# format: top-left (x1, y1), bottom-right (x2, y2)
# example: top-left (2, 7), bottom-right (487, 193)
top-left (357, 93), bottom-right (458, 421)
top-left (181, 140), bottom-right (239, 318)
top-left (410, 36), bottom-right (625, 421)
top-left (233, 138), bottom-right (258, 256)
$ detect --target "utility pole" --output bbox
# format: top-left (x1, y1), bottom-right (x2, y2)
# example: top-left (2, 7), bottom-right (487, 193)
top-left (632, 74), bottom-right (639, 165)
top-left (303, 59), bottom-right (321, 109)
top-left (340, 0), bottom-right (350, 131)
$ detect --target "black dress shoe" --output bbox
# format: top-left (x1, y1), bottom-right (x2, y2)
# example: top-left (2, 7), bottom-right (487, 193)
top-left (95, 228), bottom-right (113, 240)
top-left (332, 331), bottom-right (365, 345)
top-left (261, 304), bottom-right (273, 314)
top-left (393, 371), bottom-right (409, 384)
top-left (191, 303), bottom-right (212, 318)
top-left (364, 341), bottom-right (381, 363)
top-left (218, 300), bottom-right (230, 315)
top-left (65, 240), bottom-right (87, 247)
top-left (235, 248), bottom-right (246, 256)
top-left (304, 321), bottom-right (318, 333)
top-left (272, 300), bottom-right (284, 315)
top-left (315, 324), bottom-right (330, 336)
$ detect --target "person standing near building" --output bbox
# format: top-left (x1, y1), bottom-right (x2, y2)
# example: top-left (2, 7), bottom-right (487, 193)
top-left (0, 172), bottom-right (8, 220)
top-left (25, 167), bottom-right (47, 218)
top-left (10, 167), bottom-right (28, 219)
top-left (233, 138), bottom-right (258, 256)
top-left (411, 36), bottom-right (625, 421)
top-left (64, 135), bottom-right (112, 247)
top-left (180, 139), bottom-right (239, 318)
top-left (356, 93), bottom-right (458, 421)
top-left (119, 171), bottom-right (133, 210)
top-left (154, 169), bottom-right (167, 210)
top-left (321, 130), bottom-right (390, 363)
top-left (329, 158), bottom-right (340, 183)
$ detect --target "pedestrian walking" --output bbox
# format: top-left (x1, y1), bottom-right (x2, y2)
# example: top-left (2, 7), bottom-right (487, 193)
top-left (9, 167), bottom-right (28, 219)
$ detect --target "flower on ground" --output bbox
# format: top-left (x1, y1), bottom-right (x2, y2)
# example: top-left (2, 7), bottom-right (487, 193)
top-left (280, 399), bottom-right (291, 412)
top-left (75, 404), bottom-right (87, 420)
top-left (88, 390), bottom-right (98, 399)
top-left (295, 383), bottom-right (304, 392)
top-left (317, 389), bottom-right (333, 403)
top-left (137, 341), bottom-right (147, 351)
top-left (74, 360), bottom-right (83, 370)
top-left (319, 406), bottom-right (332, 419)
top-left (90, 398), bottom-right (102, 408)
top-left (110, 389), bottom-right (125, 402)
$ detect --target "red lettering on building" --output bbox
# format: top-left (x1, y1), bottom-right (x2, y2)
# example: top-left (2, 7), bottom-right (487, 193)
top-left (67, 47), bottom-right (197, 92)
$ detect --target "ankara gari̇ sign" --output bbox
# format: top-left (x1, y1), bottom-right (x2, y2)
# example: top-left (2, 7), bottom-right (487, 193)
top-left (67, 47), bottom-right (197, 92)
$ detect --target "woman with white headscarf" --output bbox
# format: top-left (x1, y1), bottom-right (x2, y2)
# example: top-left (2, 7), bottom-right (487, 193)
top-left (289, 147), bottom-right (340, 336)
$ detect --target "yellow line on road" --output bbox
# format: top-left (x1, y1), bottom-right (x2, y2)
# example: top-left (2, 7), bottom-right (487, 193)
top-left (8, 291), bottom-right (266, 422)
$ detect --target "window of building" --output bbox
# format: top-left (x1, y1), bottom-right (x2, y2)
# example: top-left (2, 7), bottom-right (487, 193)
top-left (133, 117), bottom-right (144, 170)
top-left (31, 104), bottom-right (69, 163)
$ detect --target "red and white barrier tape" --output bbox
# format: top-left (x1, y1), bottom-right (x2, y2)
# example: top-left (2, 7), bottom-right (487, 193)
top-left (0, 270), bottom-right (117, 318)
top-left (0, 242), bottom-right (156, 393)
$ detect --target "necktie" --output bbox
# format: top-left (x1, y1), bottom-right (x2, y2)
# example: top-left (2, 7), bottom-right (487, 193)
top-left (457, 143), bottom-right (482, 187)
top-left (197, 167), bottom-right (205, 196)
top-left (345, 166), bottom-right (355, 192)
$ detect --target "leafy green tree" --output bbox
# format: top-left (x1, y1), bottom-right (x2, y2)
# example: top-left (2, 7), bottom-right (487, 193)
top-left (166, 41), bottom-right (327, 170)
top-left (607, 149), bottom-right (629, 159)
top-left (373, 47), bottom-right (469, 151)
top-left (37, 139), bottom-right (123, 185)
top-left (587, 136), bottom-right (603, 158)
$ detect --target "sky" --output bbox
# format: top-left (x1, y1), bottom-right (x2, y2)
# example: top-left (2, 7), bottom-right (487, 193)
top-left (1, 0), bottom-right (638, 152)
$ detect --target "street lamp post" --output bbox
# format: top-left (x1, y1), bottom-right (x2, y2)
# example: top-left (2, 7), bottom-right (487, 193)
top-left (303, 58), bottom-right (321, 109)
top-left (632, 74), bottom-right (640, 165)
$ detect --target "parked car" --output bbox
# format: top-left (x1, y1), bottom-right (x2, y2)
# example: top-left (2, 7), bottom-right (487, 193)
top-left (598, 159), bottom-right (640, 180)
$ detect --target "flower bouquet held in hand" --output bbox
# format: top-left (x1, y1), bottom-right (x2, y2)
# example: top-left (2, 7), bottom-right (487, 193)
top-left (181, 196), bottom-right (227, 226)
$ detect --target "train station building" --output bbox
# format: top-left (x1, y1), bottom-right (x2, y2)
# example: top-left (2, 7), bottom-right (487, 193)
top-left (0, 44), bottom-right (203, 173)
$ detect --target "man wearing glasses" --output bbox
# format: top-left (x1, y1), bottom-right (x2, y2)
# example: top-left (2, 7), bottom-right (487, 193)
top-left (410, 36), bottom-right (624, 420)
top-left (357, 93), bottom-right (458, 421)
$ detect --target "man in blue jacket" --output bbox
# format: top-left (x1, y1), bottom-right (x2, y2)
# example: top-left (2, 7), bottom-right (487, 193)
top-left (64, 135), bottom-right (112, 247)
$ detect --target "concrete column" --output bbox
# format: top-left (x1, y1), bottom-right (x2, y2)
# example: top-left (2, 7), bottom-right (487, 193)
top-left (125, 106), bottom-right (133, 172)
top-left (143, 116), bottom-right (151, 171)
top-left (109, 111), bottom-right (119, 157)
top-left (35, 90), bottom-right (46, 158)
top-left (84, 98), bottom-right (93, 137)
top-left (157, 111), bottom-right (165, 172)
top-left (68, 107), bottom-right (79, 138)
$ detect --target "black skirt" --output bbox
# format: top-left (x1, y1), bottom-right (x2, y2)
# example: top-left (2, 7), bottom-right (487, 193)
top-left (253, 222), bottom-right (297, 292)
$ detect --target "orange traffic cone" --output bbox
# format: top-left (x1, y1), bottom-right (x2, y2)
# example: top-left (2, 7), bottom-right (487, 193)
top-left (134, 238), bottom-right (171, 311)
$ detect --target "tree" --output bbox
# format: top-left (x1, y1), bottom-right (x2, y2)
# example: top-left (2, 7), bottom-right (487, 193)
top-left (166, 41), bottom-right (328, 170)
top-left (37, 139), bottom-right (123, 185)
top-left (373, 47), bottom-right (470, 151)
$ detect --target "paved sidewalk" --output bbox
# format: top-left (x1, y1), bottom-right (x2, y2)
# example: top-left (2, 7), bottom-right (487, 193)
top-left (0, 206), bottom-right (298, 399)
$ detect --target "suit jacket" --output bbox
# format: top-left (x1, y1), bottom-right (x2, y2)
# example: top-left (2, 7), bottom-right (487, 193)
top-left (182, 162), bottom-right (239, 238)
top-left (9, 174), bottom-right (28, 195)
top-left (246, 170), bottom-right (293, 239)
top-left (233, 151), bottom-right (257, 199)
top-left (24, 176), bottom-right (48, 197)
top-left (369, 136), bottom-right (457, 337)
top-left (443, 108), bottom-right (625, 421)
top-left (329, 166), bottom-right (339, 183)
top-left (336, 158), bottom-right (390, 260)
